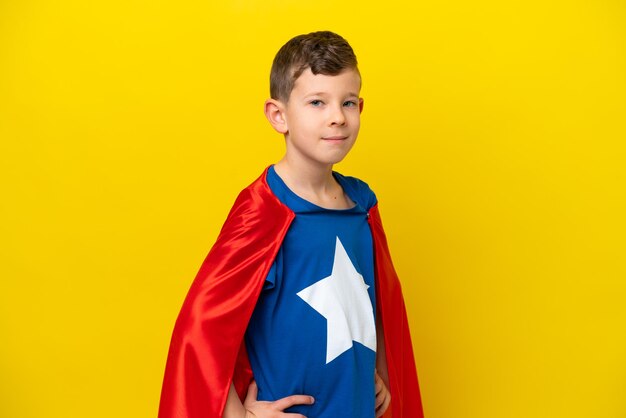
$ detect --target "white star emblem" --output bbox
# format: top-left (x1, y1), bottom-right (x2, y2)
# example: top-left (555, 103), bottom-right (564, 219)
top-left (296, 237), bottom-right (377, 364)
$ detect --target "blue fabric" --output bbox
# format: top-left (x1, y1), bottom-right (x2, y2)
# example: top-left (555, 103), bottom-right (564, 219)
top-left (244, 165), bottom-right (378, 417)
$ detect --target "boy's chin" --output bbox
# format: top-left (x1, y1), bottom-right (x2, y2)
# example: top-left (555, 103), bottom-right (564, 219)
top-left (323, 148), bottom-right (356, 165)
top-left (320, 153), bottom-right (350, 166)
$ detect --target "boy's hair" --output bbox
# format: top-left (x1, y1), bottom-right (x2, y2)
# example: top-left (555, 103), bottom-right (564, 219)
top-left (270, 31), bottom-right (360, 103)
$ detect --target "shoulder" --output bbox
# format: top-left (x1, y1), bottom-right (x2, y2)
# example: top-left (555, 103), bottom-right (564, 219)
top-left (333, 171), bottom-right (378, 210)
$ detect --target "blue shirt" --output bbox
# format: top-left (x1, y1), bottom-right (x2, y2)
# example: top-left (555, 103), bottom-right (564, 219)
top-left (244, 165), bottom-right (378, 417)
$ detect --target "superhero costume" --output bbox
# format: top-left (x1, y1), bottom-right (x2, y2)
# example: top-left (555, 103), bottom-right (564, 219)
top-left (158, 166), bottom-right (425, 418)
top-left (245, 165), bottom-right (378, 417)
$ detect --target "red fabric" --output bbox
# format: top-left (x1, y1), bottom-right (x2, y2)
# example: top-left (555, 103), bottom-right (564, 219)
top-left (158, 167), bottom-right (424, 418)
top-left (368, 204), bottom-right (424, 418)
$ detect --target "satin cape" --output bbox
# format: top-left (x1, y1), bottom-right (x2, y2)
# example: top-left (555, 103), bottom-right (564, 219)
top-left (158, 167), bottom-right (424, 418)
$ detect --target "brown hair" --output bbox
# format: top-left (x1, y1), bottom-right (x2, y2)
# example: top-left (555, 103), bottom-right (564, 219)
top-left (270, 31), bottom-right (359, 102)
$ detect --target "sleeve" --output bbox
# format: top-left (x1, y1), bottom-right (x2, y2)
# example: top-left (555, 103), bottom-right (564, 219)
top-left (263, 252), bottom-right (280, 290)
top-left (335, 173), bottom-right (378, 210)
top-left (361, 179), bottom-right (378, 210)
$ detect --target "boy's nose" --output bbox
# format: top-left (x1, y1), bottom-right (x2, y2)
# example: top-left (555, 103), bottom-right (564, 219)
top-left (329, 106), bottom-right (346, 126)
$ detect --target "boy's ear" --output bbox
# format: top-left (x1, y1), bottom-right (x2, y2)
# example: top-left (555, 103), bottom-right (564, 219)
top-left (359, 98), bottom-right (364, 114)
top-left (264, 99), bottom-right (288, 134)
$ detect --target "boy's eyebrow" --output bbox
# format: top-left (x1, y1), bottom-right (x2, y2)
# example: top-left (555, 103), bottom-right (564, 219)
top-left (304, 91), bottom-right (360, 98)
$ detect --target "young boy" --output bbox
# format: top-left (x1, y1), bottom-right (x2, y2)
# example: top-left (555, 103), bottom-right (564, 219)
top-left (159, 31), bottom-right (424, 418)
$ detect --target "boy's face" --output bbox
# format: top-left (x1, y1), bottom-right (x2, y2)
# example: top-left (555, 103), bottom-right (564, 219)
top-left (272, 67), bottom-right (363, 168)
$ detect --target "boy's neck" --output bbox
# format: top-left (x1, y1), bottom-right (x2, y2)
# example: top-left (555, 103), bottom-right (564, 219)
top-left (273, 157), bottom-right (354, 210)
top-left (273, 157), bottom-right (335, 193)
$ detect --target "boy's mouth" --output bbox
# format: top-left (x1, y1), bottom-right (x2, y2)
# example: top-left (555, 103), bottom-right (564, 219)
top-left (322, 135), bottom-right (348, 141)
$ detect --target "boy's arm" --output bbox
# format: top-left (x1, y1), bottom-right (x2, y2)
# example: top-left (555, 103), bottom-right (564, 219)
top-left (223, 383), bottom-right (246, 418)
top-left (376, 309), bottom-right (392, 418)
top-left (224, 381), bottom-right (314, 418)
top-left (376, 308), bottom-right (390, 388)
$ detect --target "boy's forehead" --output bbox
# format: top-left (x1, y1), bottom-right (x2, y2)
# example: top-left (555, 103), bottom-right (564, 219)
top-left (292, 68), bottom-right (361, 97)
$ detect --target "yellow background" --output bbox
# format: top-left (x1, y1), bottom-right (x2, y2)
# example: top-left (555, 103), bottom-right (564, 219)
top-left (1, 0), bottom-right (625, 417)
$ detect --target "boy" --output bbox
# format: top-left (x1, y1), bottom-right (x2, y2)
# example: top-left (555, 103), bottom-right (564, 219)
top-left (159, 31), bottom-right (424, 418)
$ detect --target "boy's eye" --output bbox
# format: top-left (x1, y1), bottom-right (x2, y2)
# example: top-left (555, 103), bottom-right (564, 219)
top-left (343, 100), bottom-right (358, 107)
top-left (310, 100), bottom-right (323, 106)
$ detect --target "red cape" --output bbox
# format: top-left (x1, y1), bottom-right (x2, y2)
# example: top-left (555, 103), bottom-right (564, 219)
top-left (159, 167), bottom-right (424, 418)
